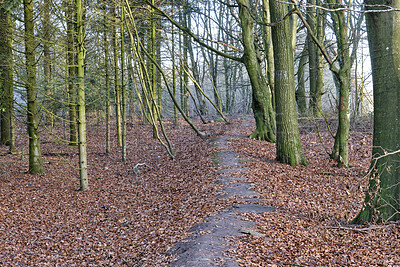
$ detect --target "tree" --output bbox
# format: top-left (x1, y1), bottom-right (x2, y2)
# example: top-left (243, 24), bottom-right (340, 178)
top-left (66, 0), bottom-right (78, 145)
top-left (112, 4), bottom-right (122, 147)
top-left (237, 0), bottom-right (275, 142)
top-left (306, 0), bottom-right (325, 117)
top-left (270, 0), bottom-right (307, 166)
top-left (76, 0), bottom-right (88, 191)
top-left (24, 0), bottom-right (44, 174)
top-left (103, 5), bottom-right (111, 154)
top-left (353, 0), bottom-right (400, 223)
top-left (0, 5), bottom-right (14, 150)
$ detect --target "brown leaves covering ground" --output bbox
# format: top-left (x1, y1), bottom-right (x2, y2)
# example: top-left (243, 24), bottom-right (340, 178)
top-left (1, 116), bottom-right (399, 266)
top-left (0, 118), bottom-right (233, 266)
top-left (228, 119), bottom-right (400, 266)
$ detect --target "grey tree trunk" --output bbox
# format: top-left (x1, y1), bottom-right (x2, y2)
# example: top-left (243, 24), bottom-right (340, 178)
top-left (24, 0), bottom-right (44, 174)
top-left (353, 0), bottom-right (400, 224)
top-left (296, 46), bottom-right (308, 116)
top-left (270, 0), bottom-right (307, 166)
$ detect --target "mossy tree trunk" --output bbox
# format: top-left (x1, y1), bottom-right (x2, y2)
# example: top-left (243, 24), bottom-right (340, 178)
top-left (0, 7), bottom-right (14, 149)
top-left (328, 0), bottom-right (351, 167)
top-left (270, 0), bottom-right (307, 166)
top-left (353, 0), bottom-right (400, 224)
top-left (237, 0), bottom-right (275, 142)
top-left (23, 0), bottom-right (44, 174)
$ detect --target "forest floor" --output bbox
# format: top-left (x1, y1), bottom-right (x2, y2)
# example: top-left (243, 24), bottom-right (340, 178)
top-left (0, 115), bottom-right (399, 266)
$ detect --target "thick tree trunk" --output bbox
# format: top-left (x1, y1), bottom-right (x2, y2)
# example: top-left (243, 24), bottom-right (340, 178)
top-left (353, 0), bottom-right (400, 223)
top-left (24, 0), bottom-right (44, 174)
top-left (237, 0), bottom-right (275, 142)
top-left (270, 0), bottom-right (307, 166)
top-left (76, 0), bottom-right (88, 191)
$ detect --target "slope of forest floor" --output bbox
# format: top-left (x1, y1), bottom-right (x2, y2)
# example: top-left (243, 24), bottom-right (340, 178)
top-left (0, 116), bottom-right (399, 266)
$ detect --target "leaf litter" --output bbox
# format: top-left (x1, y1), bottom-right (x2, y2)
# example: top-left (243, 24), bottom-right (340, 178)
top-left (0, 116), bottom-right (399, 266)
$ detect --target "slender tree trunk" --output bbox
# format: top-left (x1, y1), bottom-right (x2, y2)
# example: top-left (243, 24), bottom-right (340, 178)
top-left (0, 7), bottom-right (13, 147)
top-left (237, 0), bottom-right (275, 142)
top-left (24, 0), bottom-right (44, 174)
top-left (113, 5), bottom-right (122, 147)
top-left (329, 0), bottom-right (351, 167)
top-left (307, 0), bottom-right (324, 117)
top-left (120, 2), bottom-right (127, 161)
top-left (103, 7), bottom-right (111, 154)
top-left (270, 0), bottom-right (307, 166)
top-left (76, 0), bottom-right (88, 191)
top-left (296, 46), bottom-right (308, 115)
top-left (43, 0), bottom-right (53, 128)
top-left (171, 1), bottom-right (178, 124)
top-left (66, 0), bottom-right (77, 145)
top-left (353, 0), bottom-right (400, 223)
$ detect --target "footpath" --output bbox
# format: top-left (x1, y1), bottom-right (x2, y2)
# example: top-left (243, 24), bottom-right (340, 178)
top-left (168, 125), bottom-right (274, 266)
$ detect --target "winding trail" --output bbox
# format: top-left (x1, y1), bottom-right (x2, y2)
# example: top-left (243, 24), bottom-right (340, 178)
top-left (168, 124), bottom-right (274, 266)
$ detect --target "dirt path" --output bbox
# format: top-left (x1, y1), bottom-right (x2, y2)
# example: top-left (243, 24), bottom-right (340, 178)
top-left (167, 125), bottom-right (274, 266)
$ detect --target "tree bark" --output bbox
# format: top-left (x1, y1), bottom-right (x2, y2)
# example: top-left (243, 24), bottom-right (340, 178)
top-left (113, 4), bottom-right (122, 147)
top-left (103, 7), bottom-right (111, 154)
top-left (66, 0), bottom-right (77, 145)
top-left (353, 0), bottom-right (400, 223)
top-left (329, 0), bottom-right (351, 167)
top-left (76, 0), bottom-right (88, 191)
top-left (24, 0), bottom-right (44, 174)
top-left (0, 7), bottom-right (13, 148)
top-left (120, 1), bottom-right (127, 161)
top-left (296, 46), bottom-right (308, 115)
top-left (237, 0), bottom-right (275, 142)
top-left (270, 0), bottom-right (307, 166)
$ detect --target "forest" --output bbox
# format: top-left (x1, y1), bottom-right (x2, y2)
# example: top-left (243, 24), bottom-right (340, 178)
top-left (0, 0), bottom-right (400, 265)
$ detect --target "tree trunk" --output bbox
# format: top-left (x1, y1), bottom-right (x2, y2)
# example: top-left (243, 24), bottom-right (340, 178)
top-left (76, 0), bottom-right (88, 191)
top-left (103, 8), bottom-right (111, 154)
top-left (43, 0), bottom-right (53, 128)
top-left (237, 0), bottom-right (275, 142)
top-left (120, 1), bottom-right (127, 162)
top-left (353, 0), bottom-right (400, 223)
top-left (113, 4), bottom-right (122, 147)
top-left (329, 0), bottom-right (351, 167)
top-left (296, 46), bottom-right (308, 115)
top-left (270, 0), bottom-right (307, 166)
top-left (0, 7), bottom-right (13, 148)
top-left (66, 0), bottom-right (77, 145)
top-left (307, 0), bottom-right (324, 117)
top-left (24, 0), bottom-right (44, 174)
